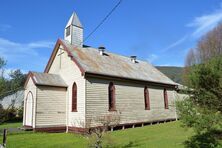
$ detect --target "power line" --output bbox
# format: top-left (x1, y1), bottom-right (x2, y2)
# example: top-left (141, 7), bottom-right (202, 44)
top-left (83, 0), bottom-right (123, 43)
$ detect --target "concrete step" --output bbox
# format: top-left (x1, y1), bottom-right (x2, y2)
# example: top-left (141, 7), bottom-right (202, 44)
top-left (20, 126), bottom-right (33, 131)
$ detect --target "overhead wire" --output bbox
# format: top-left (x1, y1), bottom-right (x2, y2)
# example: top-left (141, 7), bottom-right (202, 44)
top-left (82, 0), bottom-right (123, 43)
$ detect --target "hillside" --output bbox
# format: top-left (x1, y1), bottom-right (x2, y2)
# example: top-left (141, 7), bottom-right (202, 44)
top-left (155, 66), bottom-right (184, 84)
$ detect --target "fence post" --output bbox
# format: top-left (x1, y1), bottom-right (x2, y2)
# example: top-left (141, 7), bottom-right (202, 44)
top-left (3, 129), bottom-right (7, 147)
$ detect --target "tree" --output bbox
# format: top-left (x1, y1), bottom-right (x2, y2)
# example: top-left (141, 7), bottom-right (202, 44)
top-left (0, 104), bottom-right (7, 124)
top-left (9, 69), bottom-right (26, 90)
top-left (178, 23), bottom-right (222, 147)
top-left (183, 23), bottom-right (222, 85)
top-left (184, 23), bottom-right (222, 67)
top-left (0, 57), bottom-right (8, 97)
top-left (0, 57), bottom-right (26, 124)
top-left (197, 23), bottom-right (222, 62)
top-left (177, 57), bottom-right (222, 147)
top-left (0, 57), bottom-right (6, 78)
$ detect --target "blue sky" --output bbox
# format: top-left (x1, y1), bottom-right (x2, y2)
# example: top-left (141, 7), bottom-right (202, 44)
top-left (1, 0), bottom-right (222, 74)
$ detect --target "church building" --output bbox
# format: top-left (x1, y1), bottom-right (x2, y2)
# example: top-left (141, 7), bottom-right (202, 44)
top-left (23, 12), bottom-right (179, 133)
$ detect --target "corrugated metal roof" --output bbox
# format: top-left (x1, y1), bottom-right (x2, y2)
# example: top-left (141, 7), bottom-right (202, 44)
top-left (31, 72), bottom-right (67, 87)
top-left (61, 39), bottom-right (176, 85)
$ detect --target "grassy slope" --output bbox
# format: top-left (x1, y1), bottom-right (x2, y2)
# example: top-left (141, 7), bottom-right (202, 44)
top-left (156, 66), bottom-right (184, 84)
top-left (0, 121), bottom-right (193, 148)
top-left (111, 121), bottom-right (193, 148)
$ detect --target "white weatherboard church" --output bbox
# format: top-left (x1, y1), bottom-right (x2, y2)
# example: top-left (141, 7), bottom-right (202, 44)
top-left (23, 12), bottom-right (179, 133)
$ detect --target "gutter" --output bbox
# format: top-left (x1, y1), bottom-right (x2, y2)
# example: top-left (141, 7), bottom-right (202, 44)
top-left (84, 71), bottom-right (178, 88)
top-left (35, 84), bottom-right (68, 88)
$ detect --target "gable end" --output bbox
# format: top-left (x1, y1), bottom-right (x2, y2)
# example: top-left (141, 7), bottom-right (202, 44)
top-left (44, 39), bottom-right (85, 75)
top-left (24, 72), bottom-right (37, 89)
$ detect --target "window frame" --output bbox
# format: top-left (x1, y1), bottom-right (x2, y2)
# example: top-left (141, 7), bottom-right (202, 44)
top-left (72, 82), bottom-right (77, 112)
top-left (66, 26), bottom-right (71, 37)
top-left (108, 82), bottom-right (116, 111)
top-left (164, 88), bottom-right (169, 109)
top-left (144, 86), bottom-right (150, 110)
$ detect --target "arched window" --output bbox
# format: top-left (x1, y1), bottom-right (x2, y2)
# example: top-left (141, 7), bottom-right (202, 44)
top-left (108, 82), bottom-right (116, 111)
top-left (144, 86), bottom-right (150, 110)
top-left (164, 89), bottom-right (169, 109)
top-left (72, 82), bottom-right (77, 112)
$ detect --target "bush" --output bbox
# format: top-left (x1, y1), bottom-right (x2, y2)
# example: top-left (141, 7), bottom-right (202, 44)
top-left (0, 104), bottom-right (7, 124)
top-left (184, 130), bottom-right (222, 148)
top-left (0, 103), bottom-right (23, 124)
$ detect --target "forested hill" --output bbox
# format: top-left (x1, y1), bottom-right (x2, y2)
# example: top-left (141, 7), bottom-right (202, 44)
top-left (155, 66), bottom-right (184, 84)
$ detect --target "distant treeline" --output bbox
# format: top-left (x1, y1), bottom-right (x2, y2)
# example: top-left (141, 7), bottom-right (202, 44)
top-left (156, 66), bottom-right (184, 84)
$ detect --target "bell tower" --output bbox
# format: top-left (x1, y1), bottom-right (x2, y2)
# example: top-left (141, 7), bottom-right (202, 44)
top-left (64, 12), bottom-right (83, 47)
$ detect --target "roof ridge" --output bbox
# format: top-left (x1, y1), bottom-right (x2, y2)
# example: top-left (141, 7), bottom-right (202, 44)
top-left (73, 43), bottom-right (152, 65)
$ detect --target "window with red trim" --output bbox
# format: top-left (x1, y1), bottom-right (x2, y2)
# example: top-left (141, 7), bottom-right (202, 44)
top-left (72, 82), bottom-right (77, 112)
top-left (164, 89), bottom-right (169, 109)
top-left (108, 82), bottom-right (116, 111)
top-left (144, 86), bottom-right (150, 110)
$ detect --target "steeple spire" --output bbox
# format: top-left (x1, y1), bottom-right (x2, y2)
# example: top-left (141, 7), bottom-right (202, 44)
top-left (64, 12), bottom-right (83, 47)
top-left (65, 12), bottom-right (83, 28)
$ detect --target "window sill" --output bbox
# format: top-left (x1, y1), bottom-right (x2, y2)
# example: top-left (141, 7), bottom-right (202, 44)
top-left (71, 110), bottom-right (78, 112)
top-left (145, 108), bottom-right (150, 110)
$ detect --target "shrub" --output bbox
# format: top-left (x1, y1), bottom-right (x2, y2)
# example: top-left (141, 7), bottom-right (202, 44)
top-left (0, 104), bottom-right (7, 124)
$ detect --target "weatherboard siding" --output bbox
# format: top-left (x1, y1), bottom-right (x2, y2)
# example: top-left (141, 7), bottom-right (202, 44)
top-left (71, 26), bottom-right (83, 47)
top-left (86, 77), bottom-right (177, 127)
top-left (35, 86), bottom-right (66, 127)
top-left (23, 78), bottom-right (37, 128)
top-left (48, 45), bottom-right (86, 128)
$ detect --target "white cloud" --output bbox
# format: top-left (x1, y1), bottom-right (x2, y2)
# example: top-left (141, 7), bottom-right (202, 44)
top-left (27, 41), bottom-right (54, 49)
top-left (147, 54), bottom-right (158, 63)
top-left (161, 35), bottom-right (188, 52)
top-left (0, 37), bottom-right (54, 72)
top-left (0, 38), bottom-right (53, 58)
top-left (187, 6), bottom-right (222, 37)
top-left (147, 4), bottom-right (222, 67)
top-left (155, 4), bottom-right (222, 66)
top-left (157, 63), bottom-right (184, 67)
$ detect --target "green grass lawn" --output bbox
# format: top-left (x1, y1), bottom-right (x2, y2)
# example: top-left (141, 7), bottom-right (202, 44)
top-left (0, 121), bottom-right (193, 148)
top-left (0, 122), bottom-right (22, 130)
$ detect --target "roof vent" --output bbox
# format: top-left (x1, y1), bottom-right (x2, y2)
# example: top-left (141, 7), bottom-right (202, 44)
top-left (130, 56), bottom-right (137, 63)
top-left (98, 46), bottom-right (105, 55)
